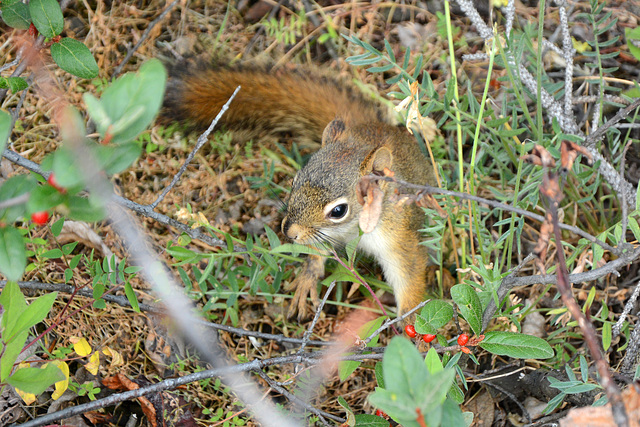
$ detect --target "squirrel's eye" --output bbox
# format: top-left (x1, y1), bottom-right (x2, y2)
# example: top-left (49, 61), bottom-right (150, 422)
top-left (328, 203), bottom-right (348, 220)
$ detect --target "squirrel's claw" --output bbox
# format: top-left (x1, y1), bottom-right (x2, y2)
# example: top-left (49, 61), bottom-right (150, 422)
top-left (286, 254), bottom-right (325, 320)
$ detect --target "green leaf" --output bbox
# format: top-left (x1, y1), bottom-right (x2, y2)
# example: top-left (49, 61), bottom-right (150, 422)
top-left (26, 184), bottom-right (66, 213)
top-left (368, 389), bottom-right (420, 424)
top-left (339, 316), bottom-right (385, 381)
top-left (0, 110), bottom-right (10, 153)
top-left (67, 196), bottom-right (106, 222)
top-left (625, 27), bottom-right (640, 62)
top-left (264, 225), bottom-right (281, 249)
top-left (7, 364), bottom-right (64, 395)
top-left (50, 38), bottom-right (99, 79)
top-left (51, 217), bottom-right (65, 237)
top-left (0, 227), bottom-right (26, 281)
top-left (382, 337), bottom-right (428, 394)
top-left (42, 248), bottom-right (63, 259)
top-left (415, 300), bottom-right (454, 334)
top-left (1, 0), bottom-right (31, 29)
top-left (0, 77), bottom-right (29, 93)
top-left (374, 361), bottom-right (385, 388)
top-left (124, 282), bottom-right (140, 313)
top-left (441, 398), bottom-right (469, 427)
top-left (270, 243), bottom-right (322, 256)
top-left (0, 282), bottom-right (28, 381)
top-left (8, 291), bottom-right (57, 342)
top-left (0, 330), bottom-right (28, 382)
top-left (83, 59), bottom-right (167, 144)
top-left (424, 347), bottom-right (443, 374)
top-left (451, 284), bottom-right (483, 335)
top-left (41, 148), bottom-right (84, 189)
top-left (479, 331), bottom-right (554, 359)
top-left (94, 142), bottom-right (142, 174)
top-left (0, 175), bottom-right (36, 222)
top-left (28, 0), bottom-right (63, 38)
top-left (354, 414), bottom-right (391, 427)
top-left (602, 321), bottom-right (612, 351)
top-left (337, 396), bottom-right (355, 426)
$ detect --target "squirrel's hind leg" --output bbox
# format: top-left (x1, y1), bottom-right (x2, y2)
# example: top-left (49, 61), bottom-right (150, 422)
top-left (286, 254), bottom-right (325, 320)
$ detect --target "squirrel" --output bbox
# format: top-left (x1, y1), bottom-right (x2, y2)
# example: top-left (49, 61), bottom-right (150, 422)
top-left (164, 62), bottom-right (436, 320)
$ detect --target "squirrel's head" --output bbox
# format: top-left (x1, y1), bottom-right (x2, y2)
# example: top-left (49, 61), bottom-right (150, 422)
top-left (281, 119), bottom-right (393, 248)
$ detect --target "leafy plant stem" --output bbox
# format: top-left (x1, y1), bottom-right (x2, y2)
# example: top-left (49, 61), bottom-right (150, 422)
top-left (444, 0), bottom-right (467, 268)
top-left (469, 33), bottom-right (497, 264)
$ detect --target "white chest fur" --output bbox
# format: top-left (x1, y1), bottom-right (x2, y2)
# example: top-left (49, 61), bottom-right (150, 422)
top-left (358, 227), bottom-right (406, 293)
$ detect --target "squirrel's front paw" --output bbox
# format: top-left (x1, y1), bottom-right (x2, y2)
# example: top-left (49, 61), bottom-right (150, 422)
top-left (285, 254), bottom-right (325, 320)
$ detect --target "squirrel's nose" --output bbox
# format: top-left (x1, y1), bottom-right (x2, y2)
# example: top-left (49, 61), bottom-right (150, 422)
top-left (281, 217), bottom-right (300, 241)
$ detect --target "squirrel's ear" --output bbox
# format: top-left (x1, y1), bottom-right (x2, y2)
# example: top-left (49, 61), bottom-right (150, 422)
top-left (362, 146), bottom-right (393, 174)
top-left (322, 119), bottom-right (346, 145)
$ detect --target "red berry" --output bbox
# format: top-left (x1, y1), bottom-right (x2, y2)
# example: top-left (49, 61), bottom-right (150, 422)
top-left (47, 173), bottom-right (65, 193)
top-left (460, 346), bottom-right (471, 354)
top-left (457, 333), bottom-right (469, 346)
top-left (375, 409), bottom-right (388, 418)
top-left (422, 334), bottom-right (436, 343)
top-left (31, 211), bottom-right (49, 226)
top-left (404, 324), bottom-right (416, 338)
top-left (28, 23), bottom-right (38, 37)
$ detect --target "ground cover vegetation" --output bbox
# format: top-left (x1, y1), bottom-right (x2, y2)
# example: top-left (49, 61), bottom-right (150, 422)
top-left (1, 0), bottom-right (640, 425)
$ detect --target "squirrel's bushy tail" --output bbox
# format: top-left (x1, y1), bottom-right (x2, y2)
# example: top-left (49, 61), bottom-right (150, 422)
top-left (163, 62), bottom-right (389, 144)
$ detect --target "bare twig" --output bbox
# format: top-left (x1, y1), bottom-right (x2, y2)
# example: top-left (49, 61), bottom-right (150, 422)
top-left (0, 148), bottom-right (235, 250)
top-left (583, 97), bottom-right (640, 149)
top-left (0, 280), bottom-right (331, 347)
top-left (0, 192), bottom-right (30, 210)
top-left (375, 176), bottom-right (620, 255)
top-left (613, 278), bottom-right (640, 339)
top-left (16, 350), bottom-right (383, 427)
top-left (621, 320), bottom-right (640, 376)
top-left (148, 86), bottom-right (240, 209)
top-left (299, 281), bottom-right (336, 354)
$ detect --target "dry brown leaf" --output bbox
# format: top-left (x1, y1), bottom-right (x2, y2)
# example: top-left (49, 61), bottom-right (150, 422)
top-left (560, 383), bottom-right (640, 427)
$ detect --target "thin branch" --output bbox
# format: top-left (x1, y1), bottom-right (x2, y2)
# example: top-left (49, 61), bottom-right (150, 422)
top-left (583, 97), bottom-right (640, 149)
top-left (148, 86), bottom-right (241, 209)
top-left (0, 280), bottom-right (330, 347)
top-left (612, 278), bottom-right (640, 339)
top-left (0, 192), bottom-right (29, 210)
top-left (0, 148), bottom-right (235, 250)
top-left (375, 176), bottom-right (620, 255)
top-left (299, 281), bottom-right (336, 354)
top-left (17, 350), bottom-right (383, 427)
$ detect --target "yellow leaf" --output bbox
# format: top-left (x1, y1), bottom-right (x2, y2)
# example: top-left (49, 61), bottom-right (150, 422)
top-left (493, 0), bottom-right (509, 7)
top-left (86, 351), bottom-right (100, 375)
top-left (16, 387), bottom-right (36, 404)
top-left (102, 346), bottom-right (124, 367)
top-left (572, 38), bottom-right (591, 54)
top-left (50, 361), bottom-right (69, 400)
top-left (70, 337), bottom-right (92, 356)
